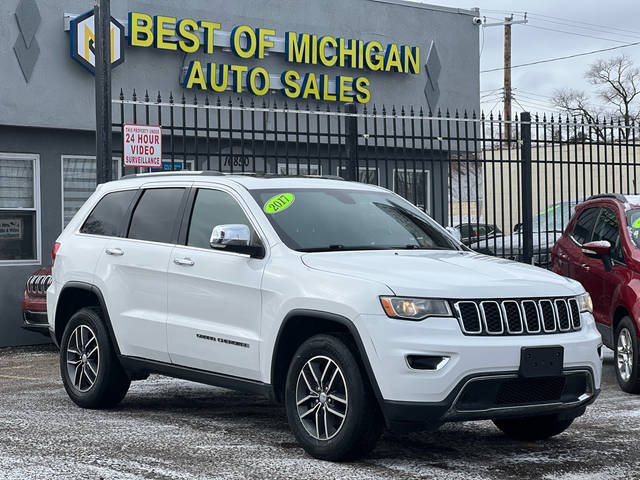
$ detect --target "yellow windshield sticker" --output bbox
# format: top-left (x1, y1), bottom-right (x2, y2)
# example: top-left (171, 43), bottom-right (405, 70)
top-left (264, 193), bottom-right (295, 214)
top-left (633, 218), bottom-right (640, 228)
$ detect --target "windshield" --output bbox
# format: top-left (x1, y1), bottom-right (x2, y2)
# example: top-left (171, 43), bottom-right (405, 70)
top-left (532, 202), bottom-right (573, 232)
top-left (627, 209), bottom-right (640, 249)
top-left (249, 188), bottom-right (458, 252)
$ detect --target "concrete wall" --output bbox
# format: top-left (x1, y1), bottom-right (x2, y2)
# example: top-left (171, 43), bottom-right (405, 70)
top-left (1, 0), bottom-right (480, 131)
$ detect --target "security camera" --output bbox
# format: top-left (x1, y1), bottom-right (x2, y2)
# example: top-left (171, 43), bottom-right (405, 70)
top-left (472, 17), bottom-right (483, 25)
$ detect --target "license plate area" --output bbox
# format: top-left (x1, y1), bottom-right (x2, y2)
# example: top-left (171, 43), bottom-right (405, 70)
top-left (519, 346), bottom-right (563, 378)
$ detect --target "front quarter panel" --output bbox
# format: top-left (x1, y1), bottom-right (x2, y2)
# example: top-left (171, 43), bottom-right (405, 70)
top-left (259, 244), bottom-right (394, 383)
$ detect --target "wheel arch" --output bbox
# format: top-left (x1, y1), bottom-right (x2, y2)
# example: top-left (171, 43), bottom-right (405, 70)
top-left (54, 282), bottom-right (120, 354)
top-left (269, 309), bottom-right (383, 406)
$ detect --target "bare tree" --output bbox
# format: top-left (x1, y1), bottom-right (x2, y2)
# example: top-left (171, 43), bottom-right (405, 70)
top-left (552, 55), bottom-right (640, 140)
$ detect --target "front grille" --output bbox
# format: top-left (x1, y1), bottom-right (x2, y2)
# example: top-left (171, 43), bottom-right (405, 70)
top-left (26, 274), bottom-right (52, 296)
top-left (453, 298), bottom-right (581, 336)
top-left (495, 376), bottom-right (565, 405)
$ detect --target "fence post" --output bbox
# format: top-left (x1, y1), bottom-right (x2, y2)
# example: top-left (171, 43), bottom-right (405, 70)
top-left (345, 103), bottom-right (358, 181)
top-left (521, 111), bottom-right (533, 264)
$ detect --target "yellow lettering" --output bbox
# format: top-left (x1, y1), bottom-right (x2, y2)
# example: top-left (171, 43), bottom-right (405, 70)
top-left (281, 70), bottom-right (301, 98)
top-left (154, 15), bottom-right (177, 51)
top-left (177, 18), bottom-right (199, 53)
top-left (338, 76), bottom-right (353, 102)
top-left (338, 38), bottom-right (357, 68)
top-left (231, 25), bottom-right (256, 58)
top-left (318, 36), bottom-right (337, 67)
top-left (128, 12), bottom-right (153, 48)
top-left (320, 75), bottom-right (336, 102)
top-left (256, 28), bottom-right (275, 59)
top-left (208, 63), bottom-right (229, 92)
top-left (402, 46), bottom-right (420, 74)
top-left (384, 44), bottom-right (403, 72)
top-left (230, 64), bottom-right (248, 93)
top-left (364, 41), bottom-right (383, 71)
top-left (199, 21), bottom-right (220, 54)
top-left (183, 61), bottom-right (207, 89)
top-left (247, 67), bottom-right (270, 95)
top-left (83, 24), bottom-right (95, 62)
top-left (285, 32), bottom-right (310, 64)
top-left (301, 73), bottom-right (321, 100)
top-left (354, 77), bottom-right (371, 103)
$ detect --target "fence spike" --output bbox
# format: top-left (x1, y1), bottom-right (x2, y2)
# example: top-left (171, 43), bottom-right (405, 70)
top-left (157, 91), bottom-right (161, 103)
top-left (437, 108), bottom-right (441, 117)
top-left (204, 96), bottom-right (210, 106)
top-left (409, 106), bottom-right (414, 116)
top-left (216, 96), bottom-right (221, 106)
top-left (372, 104), bottom-right (377, 115)
top-left (471, 110), bottom-right (476, 120)
top-left (392, 105), bottom-right (396, 116)
top-left (445, 108), bottom-right (450, 118)
top-left (419, 106), bottom-right (424, 117)
top-left (261, 99), bottom-right (267, 108)
top-left (250, 98), bottom-right (254, 108)
top-left (132, 89), bottom-right (137, 101)
top-left (119, 88), bottom-right (124, 100)
top-left (144, 90), bottom-right (149, 102)
top-left (239, 97), bottom-right (243, 108)
top-left (454, 109), bottom-right (459, 118)
top-left (363, 104), bottom-right (368, 115)
top-left (181, 93), bottom-right (186, 104)
top-left (193, 94), bottom-right (198, 105)
top-left (169, 91), bottom-right (174, 103)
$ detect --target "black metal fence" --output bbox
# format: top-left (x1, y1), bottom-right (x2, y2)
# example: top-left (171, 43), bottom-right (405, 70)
top-left (112, 90), bottom-right (640, 268)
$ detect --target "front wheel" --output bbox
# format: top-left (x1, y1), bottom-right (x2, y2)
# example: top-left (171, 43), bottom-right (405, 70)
top-left (493, 414), bottom-right (574, 441)
top-left (615, 317), bottom-right (640, 393)
top-left (285, 334), bottom-right (383, 461)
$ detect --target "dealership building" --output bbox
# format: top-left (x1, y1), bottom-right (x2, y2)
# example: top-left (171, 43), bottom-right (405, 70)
top-left (0, 0), bottom-right (480, 347)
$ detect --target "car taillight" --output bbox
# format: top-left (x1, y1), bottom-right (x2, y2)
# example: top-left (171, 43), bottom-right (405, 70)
top-left (52, 242), bottom-right (61, 262)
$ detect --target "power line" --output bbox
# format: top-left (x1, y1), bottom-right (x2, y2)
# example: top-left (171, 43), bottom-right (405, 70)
top-left (480, 40), bottom-right (640, 73)
top-left (521, 23), bottom-right (631, 44)
top-left (525, 16), bottom-right (640, 40)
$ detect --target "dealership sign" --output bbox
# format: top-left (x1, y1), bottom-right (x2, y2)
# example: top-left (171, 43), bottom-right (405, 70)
top-left (123, 124), bottom-right (162, 167)
top-left (69, 11), bottom-right (421, 103)
top-left (70, 10), bottom-right (125, 74)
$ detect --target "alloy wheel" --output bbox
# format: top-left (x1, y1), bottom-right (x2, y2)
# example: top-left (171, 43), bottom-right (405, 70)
top-left (295, 355), bottom-right (348, 440)
top-left (66, 325), bottom-right (100, 392)
top-left (617, 327), bottom-right (634, 383)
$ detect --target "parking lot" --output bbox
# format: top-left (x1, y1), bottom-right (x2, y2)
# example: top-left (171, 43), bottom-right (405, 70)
top-left (0, 345), bottom-right (638, 480)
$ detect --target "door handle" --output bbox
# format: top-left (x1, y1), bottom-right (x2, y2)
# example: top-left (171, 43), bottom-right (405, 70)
top-left (580, 263), bottom-right (590, 271)
top-left (105, 248), bottom-right (124, 256)
top-left (174, 257), bottom-right (195, 266)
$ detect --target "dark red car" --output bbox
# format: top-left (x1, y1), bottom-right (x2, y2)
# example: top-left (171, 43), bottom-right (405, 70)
top-left (551, 194), bottom-right (640, 393)
top-left (21, 265), bottom-right (52, 336)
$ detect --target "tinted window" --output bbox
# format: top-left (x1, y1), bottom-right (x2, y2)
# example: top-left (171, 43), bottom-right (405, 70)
top-left (80, 190), bottom-right (137, 237)
top-left (627, 209), bottom-right (640, 249)
top-left (571, 207), bottom-right (599, 245)
top-left (592, 208), bottom-right (624, 262)
top-left (127, 188), bottom-right (185, 243)
top-left (249, 188), bottom-right (457, 252)
top-left (187, 189), bottom-right (256, 249)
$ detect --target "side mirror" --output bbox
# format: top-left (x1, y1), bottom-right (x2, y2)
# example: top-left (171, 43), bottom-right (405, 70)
top-left (582, 240), bottom-right (613, 272)
top-left (210, 224), bottom-right (264, 258)
top-left (513, 223), bottom-right (522, 233)
top-left (445, 226), bottom-right (461, 242)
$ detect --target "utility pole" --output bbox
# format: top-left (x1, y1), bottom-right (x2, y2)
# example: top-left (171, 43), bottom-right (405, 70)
top-left (503, 16), bottom-right (512, 140)
top-left (94, 0), bottom-right (113, 184)
top-left (483, 15), bottom-right (527, 140)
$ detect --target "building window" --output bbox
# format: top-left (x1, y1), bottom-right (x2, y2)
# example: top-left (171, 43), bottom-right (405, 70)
top-left (274, 163), bottom-right (321, 176)
top-left (393, 169), bottom-right (431, 214)
top-left (61, 156), bottom-right (121, 227)
top-left (0, 153), bottom-right (40, 264)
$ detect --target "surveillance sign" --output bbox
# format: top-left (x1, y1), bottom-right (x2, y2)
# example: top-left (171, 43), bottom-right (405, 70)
top-left (123, 124), bottom-right (162, 167)
top-left (70, 10), bottom-right (125, 74)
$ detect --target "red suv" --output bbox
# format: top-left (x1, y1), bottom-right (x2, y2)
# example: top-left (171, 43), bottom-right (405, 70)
top-left (552, 194), bottom-right (640, 393)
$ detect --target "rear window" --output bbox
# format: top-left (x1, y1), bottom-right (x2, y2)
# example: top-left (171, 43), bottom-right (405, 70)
top-left (80, 190), bottom-right (137, 237)
top-left (127, 188), bottom-right (186, 244)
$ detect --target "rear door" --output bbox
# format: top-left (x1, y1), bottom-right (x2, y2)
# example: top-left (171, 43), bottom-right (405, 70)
top-left (166, 185), bottom-right (266, 380)
top-left (94, 185), bottom-right (189, 362)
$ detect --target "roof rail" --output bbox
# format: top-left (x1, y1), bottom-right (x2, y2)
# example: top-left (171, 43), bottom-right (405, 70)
top-left (120, 170), bottom-right (225, 180)
top-left (587, 193), bottom-right (627, 203)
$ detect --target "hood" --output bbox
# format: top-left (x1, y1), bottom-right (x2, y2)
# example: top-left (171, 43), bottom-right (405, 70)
top-left (301, 250), bottom-right (582, 299)
top-left (470, 231), bottom-right (562, 253)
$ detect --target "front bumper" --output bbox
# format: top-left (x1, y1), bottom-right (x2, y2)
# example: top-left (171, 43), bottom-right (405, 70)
top-left (356, 312), bottom-right (602, 429)
top-left (382, 368), bottom-right (599, 432)
top-left (22, 310), bottom-right (50, 336)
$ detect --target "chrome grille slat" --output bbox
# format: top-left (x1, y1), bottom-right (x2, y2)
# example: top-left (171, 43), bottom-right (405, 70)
top-left (25, 274), bottom-right (51, 297)
top-left (453, 298), bottom-right (581, 336)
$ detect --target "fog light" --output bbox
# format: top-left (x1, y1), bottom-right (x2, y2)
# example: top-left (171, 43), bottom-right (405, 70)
top-left (406, 355), bottom-right (450, 370)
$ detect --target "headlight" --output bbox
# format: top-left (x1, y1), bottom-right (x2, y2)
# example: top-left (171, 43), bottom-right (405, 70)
top-left (379, 296), bottom-right (451, 320)
top-left (576, 292), bottom-right (593, 313)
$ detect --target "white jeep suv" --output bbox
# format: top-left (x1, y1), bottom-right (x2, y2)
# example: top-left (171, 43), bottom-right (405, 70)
top-left (48, 172), bottom-right (602, 460)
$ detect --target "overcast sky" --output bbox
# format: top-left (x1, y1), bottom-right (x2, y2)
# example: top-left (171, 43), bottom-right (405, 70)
top-left (412, 0), bottom-right (640, 115)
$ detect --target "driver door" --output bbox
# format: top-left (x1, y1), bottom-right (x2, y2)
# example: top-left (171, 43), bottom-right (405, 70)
top-left (166, 186), bottom-right (266, 380)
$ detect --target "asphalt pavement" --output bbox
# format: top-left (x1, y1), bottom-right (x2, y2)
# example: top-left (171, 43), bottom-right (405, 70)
top-left (0, 345), bottom-right (638, 480)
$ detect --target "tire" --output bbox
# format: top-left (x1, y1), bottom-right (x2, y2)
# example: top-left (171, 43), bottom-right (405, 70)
top-left (614, 317), bottom-right (640, 394)
top-left (59, 307), bottom-right (130, 409)
top-left (493, 414), bottom-right (574, 441)
top-left (285, 334), bottom-right (383, 461)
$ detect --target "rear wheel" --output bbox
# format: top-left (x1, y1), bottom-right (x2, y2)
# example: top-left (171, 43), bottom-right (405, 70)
top-left (285, 334), bottom-right (383, 461)
top-left (493, 414), bottom-right (574, 441)
top-left (615, 317), bottom-right (640, 393)
top-left (60, 307), bottom-right (130, 408)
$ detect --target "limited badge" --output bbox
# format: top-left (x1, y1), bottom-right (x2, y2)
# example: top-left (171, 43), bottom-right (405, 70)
top-left (264, 193), bottom-right (295, 214)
